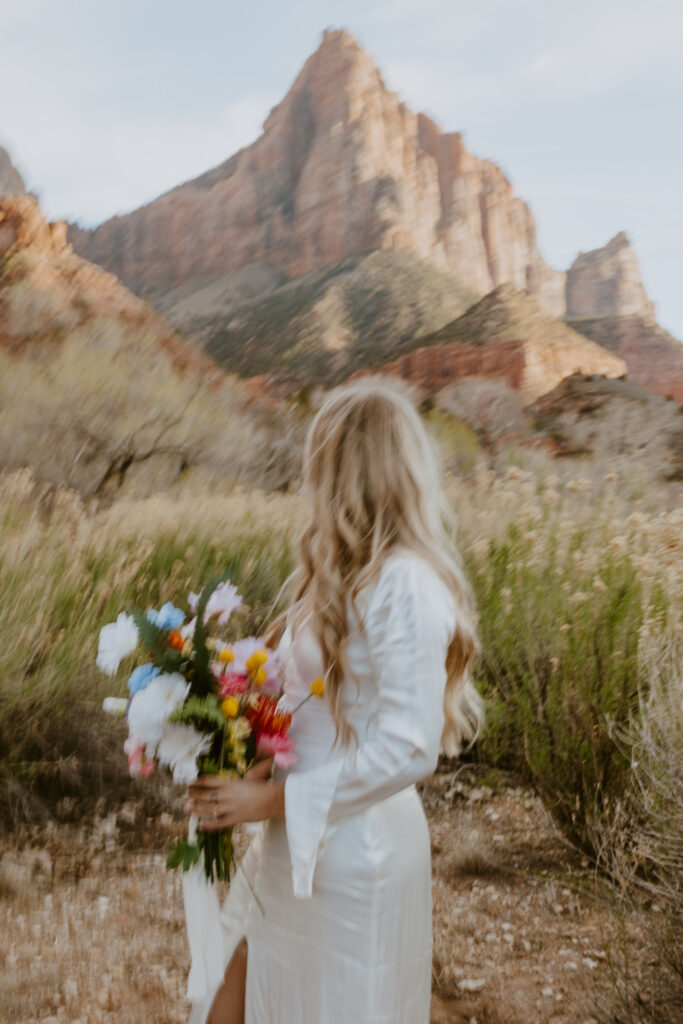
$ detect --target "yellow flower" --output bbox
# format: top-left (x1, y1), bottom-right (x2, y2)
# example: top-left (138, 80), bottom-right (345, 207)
top-left (181, 640), bottom-right (193, 658)
top-left (311, 677), bottom-right (325, 698)
top-left (255, 667), bottom-right (267, 686)
top-left (218, 647), bottom-right (234, 664)
top-left (221, 697), bottom-right (239, 718)
top-left (246, 649), bottom-right (268, 671)
top-left (230, 717), bottom-right (251, 741)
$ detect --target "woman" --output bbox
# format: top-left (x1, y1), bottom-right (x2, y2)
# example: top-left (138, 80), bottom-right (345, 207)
top-left (187, 377), bottom-right (484, 1024)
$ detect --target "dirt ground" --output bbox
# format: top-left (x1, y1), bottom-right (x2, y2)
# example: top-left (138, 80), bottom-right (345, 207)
top-left (0, 766), bottom-right (665, 1024)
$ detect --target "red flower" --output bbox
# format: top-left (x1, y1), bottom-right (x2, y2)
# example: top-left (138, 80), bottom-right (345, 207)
top-left (246, 695), bottom-right (291, 737)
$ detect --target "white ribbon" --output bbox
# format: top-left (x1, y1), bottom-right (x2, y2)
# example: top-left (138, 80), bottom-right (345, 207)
top-left (182, 814), bottom-right (225, 1008)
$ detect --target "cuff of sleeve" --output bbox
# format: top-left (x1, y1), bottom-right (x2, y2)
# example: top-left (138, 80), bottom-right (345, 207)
top-left (284, 758), bottom-right (343, 899)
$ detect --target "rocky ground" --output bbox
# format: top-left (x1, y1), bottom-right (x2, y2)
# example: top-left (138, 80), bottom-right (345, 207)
top-left (0, 765), bottom-right (664, 1024)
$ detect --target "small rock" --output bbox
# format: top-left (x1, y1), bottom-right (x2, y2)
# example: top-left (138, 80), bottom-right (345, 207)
top-left (62, 978), bottom-right (78, 1005)
top-left (459, 978), bottom-right (486, 993)
top-left (117, 801), bottom-right (137, 827)
top-left (582, 956), bottom-right (598, 970)
top-left (96, 987), bottom-right (111, 1009)
top-left (542, 986), bottom-right (554, 997)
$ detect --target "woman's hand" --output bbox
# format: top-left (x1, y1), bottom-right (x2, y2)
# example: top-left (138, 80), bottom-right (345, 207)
top-left (186, 759), bottom-right (284, 831)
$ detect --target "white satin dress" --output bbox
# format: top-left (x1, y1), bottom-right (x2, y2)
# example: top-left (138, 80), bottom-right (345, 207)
top-left (194, 551), bottom-right (456, 1024)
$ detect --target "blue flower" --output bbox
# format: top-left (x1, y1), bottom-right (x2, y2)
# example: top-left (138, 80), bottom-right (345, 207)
top-left (146, 602), bottom-right (185, 630)
top-left (127, 663), bottom-right (160, 694)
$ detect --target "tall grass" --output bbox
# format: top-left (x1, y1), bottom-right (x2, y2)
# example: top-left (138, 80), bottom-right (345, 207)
top-left (1, 464), bottom-right (681, 892)
top-left (0, 471), bottom-right (302, 708)
top-left (0, 471), bottom-right (302, 821)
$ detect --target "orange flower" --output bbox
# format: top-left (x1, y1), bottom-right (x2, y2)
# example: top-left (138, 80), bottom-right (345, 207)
top-left (246, 695), bottom-right (291, 736)
top-left (168, 631), bottom-right (184, 651)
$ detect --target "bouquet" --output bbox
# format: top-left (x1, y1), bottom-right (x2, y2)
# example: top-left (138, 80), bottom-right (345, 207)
top-left (98, 575), bottom-right (296, 884)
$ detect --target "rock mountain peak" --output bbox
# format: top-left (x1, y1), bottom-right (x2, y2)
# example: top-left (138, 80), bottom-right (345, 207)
top-left (68, 32), bottom-right (656, 332)
top-left (0, 146), bottom-right (26, 196)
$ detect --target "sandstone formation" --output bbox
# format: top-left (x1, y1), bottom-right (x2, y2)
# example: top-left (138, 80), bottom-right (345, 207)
top-left (65, 30), bottom-right (673, 398)
top-left (69, 29), bottom-right (566, 316)
top-left (568, 314), bottom-right (683, 403)
top-left (0, 195), bottom-right (301, 498)
top-left (361, 286), bottom-right (627, 400)
top-left (0, 194), bottom-right (213, 373)
top-left (0, 146), bottom-right (25, 195)
top-left (566, 232), bottom-right (655, 321)
top-left (527, 373), bottom-right (683, 490)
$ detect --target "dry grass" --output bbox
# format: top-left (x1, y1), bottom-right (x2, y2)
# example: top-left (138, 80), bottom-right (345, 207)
top-left (0, 457), bottom-right (681, 1021)
top-left (0, 768), bottom-right (670, 1024)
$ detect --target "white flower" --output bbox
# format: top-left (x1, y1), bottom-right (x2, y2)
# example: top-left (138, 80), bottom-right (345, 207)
top-left (96, 613), bottom-right (139, 676)
top-left (127, 673), bottom-right (190, 750)
top-left (157, 723), bottom-right (212, 785)
top-left (102, 697), bottom-right (128, 716)
top-left (189, 581), bottom-right (242, 625)
top-left (180, 617), bottom-right (197, 640)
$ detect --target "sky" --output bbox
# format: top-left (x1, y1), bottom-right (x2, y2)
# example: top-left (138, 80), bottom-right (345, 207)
top-left (1, 0), bottom-right (682, 337)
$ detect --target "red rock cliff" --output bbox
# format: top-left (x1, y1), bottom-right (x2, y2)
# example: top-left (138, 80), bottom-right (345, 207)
top-left (566, 232), bottom-right (656, 321)
top-left (358, 286), bottom-right (627, 399)
top-left (69, 30), bottom-right (565, 315)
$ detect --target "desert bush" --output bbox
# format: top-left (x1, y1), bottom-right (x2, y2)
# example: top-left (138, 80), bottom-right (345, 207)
top-left (452, 465), bottom-right (682, 862)
top-left (0, 320), bottom-right (305, 500)
top-left (422, 408), bottom-right (483, 473)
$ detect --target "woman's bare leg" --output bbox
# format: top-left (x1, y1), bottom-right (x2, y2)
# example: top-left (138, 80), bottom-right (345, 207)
top-left (205, 938), bottom-right (248, 1024)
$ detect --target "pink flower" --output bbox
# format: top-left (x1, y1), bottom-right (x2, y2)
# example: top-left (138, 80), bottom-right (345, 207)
top-left (124, 736), bottom-right (155, 779)
top-left (188, 581), bottom-right (242, 626)
top-left (256, 732), bottom-right (297, 769)
top-left (219, 673), bottom-right (248, 697)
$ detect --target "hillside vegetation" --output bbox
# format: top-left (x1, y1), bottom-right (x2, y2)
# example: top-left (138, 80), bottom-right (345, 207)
top-left (0, 196), bottom-right (304, 500)
top-left (165, 249), bottom-right (475, 383)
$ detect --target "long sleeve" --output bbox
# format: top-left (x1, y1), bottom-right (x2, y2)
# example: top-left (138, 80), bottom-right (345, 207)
top-left (283, 554), bottom-right (456, 898)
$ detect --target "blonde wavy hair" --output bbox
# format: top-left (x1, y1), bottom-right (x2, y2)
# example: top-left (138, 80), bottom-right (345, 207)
top-left (265, 377), bottom-right (484, 756)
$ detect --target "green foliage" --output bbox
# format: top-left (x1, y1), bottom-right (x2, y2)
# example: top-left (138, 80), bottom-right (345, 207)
top-left (167, 829), bottom-right (233, 881)
top-left (128, 609), bottom-right (183, 674)
top-left (170, 694), bottom-right (225, 732)
top-left (166, 836), bottom-right (201, 871)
